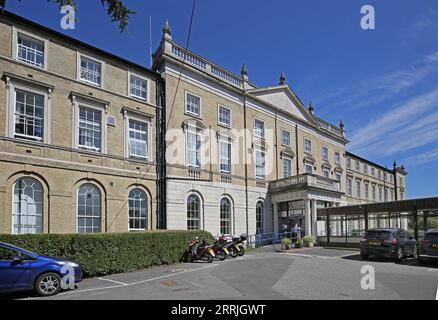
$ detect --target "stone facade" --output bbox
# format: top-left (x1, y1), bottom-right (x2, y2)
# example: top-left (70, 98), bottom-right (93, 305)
top-left (0, 12), bottom-right (408, 236)
top-left (0, 12), bottom-right (160, 234)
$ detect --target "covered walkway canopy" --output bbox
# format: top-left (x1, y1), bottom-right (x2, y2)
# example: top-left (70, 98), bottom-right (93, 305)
top-left (316, 197), bottom-right (438, 246)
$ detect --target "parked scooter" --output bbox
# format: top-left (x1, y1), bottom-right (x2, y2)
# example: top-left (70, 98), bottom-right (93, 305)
top-left (230, 234), bottom-right (247, 257)
top-left (212, 235), bottom-right (231, 261)
top-left (184, 238), bottom-right (215, 263)
top-left (217, 234), bottom-right (239, 258)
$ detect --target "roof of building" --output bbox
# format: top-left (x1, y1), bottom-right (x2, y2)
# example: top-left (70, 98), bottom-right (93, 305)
top-left (346, 151), bottom-right (396, 174)
top-left (0, 10), bottom-right (159, 78)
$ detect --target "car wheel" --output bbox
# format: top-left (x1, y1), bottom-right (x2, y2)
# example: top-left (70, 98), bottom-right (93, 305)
top-left (418, 257), bottom-right (426, 264)
top-left (412, 245), bottom-right (418, 259)
top-left (35, 272), bottom-right (62, 297)
top-left (395, 247), bottom-right (403, 262)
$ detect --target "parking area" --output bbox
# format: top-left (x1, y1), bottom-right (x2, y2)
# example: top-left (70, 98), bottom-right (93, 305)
top-left (5, 247), bottom-right (438, 300)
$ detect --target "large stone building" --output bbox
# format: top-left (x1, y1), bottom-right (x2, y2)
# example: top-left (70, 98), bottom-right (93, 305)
top-left (0, 11), bottom-right (161, 234)
top-left (0, 11), bottom-right (407, 236)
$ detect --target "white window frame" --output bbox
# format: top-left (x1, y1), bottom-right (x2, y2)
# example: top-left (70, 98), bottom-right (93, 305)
top-left (364, 182), bottom-right (369, 199)
top-left (346, 157), bottom-right (351, 169)
top-left (281, 129), bottom-right (291, 146)
top-left (305, 162), bottom-right (313, 174)
top-left (128, 187), bottom-right (148, 231)
top-left (185, 125), bottom-right (202, 168)
top-left (323, 167), bottom-right (330, 178)
top-left (123, 109), bottom-right (153, 162)
top-left (185, 91), bottom-right (202, 118)
top-left (219, 138), bottom-right (232, 174)
top-left (347, 177), bottom-right (353, 196)
top-left (77, 52), bottom-right (104, 87)
top-left (334, 152), bottom-right (341, 165)
top-left (304, 138), bottom-right (312, 154)
top-left (72, 95), bottom-right (107, 153)
top-left (254, 146), bottom-right (266, 180)
top-left (128, 71), bottom-right (149, 102)
top-left (217, 105), bottom-right (231, 127)
top-left (12, 27), bottom-right (48, 70)
top-left (6, 77), bottom-right (52, 144)
top-left (76, 183), bottom-right (102, 234)
top-left (363, 163), bottom-right (368, 175)
top-left (254, 118), bottom-right (265, 139)
top-left (372, 184), bottom-right (376, 200)
top-left (356, 180), bottom-right (361, 198)
top-left (355, 160), bottom-right (360, 171)
top-left (322, 146), bottom-right (329, 161)
top-left (282, 157), bottom-right (292, 178)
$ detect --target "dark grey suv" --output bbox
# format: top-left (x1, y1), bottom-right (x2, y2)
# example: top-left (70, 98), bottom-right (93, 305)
top-left (360, 228), bottom-right (418, 262)
top-left (418, 229), bottom-right (438, 263)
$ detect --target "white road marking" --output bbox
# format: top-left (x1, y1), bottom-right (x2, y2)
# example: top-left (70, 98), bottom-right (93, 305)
top-left (97, 278), bottom-right (128, 285)
top-left (54, 263), bottom-right (219, 297)
top-left (436, 285), bottom-right (438, 300)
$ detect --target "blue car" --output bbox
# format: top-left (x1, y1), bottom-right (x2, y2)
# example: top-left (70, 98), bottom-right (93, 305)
top-left (0, 242), bottom-right (82, 297)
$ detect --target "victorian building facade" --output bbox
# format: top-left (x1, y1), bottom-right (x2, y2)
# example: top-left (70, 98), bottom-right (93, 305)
top-left (0, 11), bottom-right (408, 237)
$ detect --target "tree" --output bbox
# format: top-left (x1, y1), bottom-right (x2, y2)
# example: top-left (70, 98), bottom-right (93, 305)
top-left (0, 0), bottom-right (135, 32)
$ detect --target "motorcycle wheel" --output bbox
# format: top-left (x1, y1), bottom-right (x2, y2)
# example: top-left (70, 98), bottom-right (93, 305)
top-left (237, 246), bottom-right (245, 256)
top-left (206, 253), bottom-right (213, 263)
top-left (229, 247), bottom-right (238, 258)
top-left (216, 249), bottom-right (226, 261)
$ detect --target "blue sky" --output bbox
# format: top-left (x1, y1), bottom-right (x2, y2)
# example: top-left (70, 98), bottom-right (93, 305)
top-left (4, 0), bottom-right (438, 198)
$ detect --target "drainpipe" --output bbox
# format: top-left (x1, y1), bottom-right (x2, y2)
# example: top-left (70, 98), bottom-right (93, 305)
top-left (241, 64), bottom-right (249, 242)
top-left (295, 124), bottom-right (299, 174)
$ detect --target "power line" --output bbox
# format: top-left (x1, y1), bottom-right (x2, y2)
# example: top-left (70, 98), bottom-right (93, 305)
top-left (107, 0), bottom-right (197, 231)
top-left (166, 0), bottom-right (197, 130)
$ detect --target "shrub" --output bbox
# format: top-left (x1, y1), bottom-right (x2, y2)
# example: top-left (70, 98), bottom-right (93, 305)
top-left (0, 230), bottom-right (213, 278)
top-left (302, 235), bottom-right (316, 244)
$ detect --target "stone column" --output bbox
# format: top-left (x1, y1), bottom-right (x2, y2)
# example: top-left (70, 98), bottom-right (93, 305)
top-left (273, 203), bottom-right (279, 233)
top-left (311, 199), bottom-right (318, 236)
top-left (305, 199), bottom-right (311, 236)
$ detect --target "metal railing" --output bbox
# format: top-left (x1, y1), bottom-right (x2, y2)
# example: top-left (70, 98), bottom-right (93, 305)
top-left (247, 231), bottom-right (302, 251)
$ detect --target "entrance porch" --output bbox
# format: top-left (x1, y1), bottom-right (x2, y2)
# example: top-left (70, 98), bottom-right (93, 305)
top-left (268, 173), bottom-right (345, 237)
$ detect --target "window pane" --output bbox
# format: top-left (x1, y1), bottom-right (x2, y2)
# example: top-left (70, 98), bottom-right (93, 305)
top-left (77, 184), bottom-right (101, 233)
top-left (80, 57), bottom-right (102, 85)
top-left (128, 188), bottom-right (148, 231)
top-left (78, 106), bottom-right (102, 152)
top-left (186, 93), bottom-right (200, 116)
top-left (187, 194), bottom-right (200, 230)
top-left (12, 178), bottom-right (44, 234)
top-left (17, 34), bottom-right (45, 68)
top-left (14, 89), bottom-right (44, 141)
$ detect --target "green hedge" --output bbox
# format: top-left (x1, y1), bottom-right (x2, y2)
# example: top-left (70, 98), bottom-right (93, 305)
top-left (0, 230), bottom-right (213, 278)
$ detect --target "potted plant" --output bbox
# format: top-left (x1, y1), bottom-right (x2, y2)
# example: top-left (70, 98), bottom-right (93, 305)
top-left (295, 239), bottom-right (303, 248)
top-left (281, 237), bottom-right (292, 250)
top-left (303, 235), bottom-right (316, 247)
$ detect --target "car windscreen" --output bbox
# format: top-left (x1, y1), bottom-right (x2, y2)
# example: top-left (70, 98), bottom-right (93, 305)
top-left (365, 230), bottom-right (393, 239)
top-left (424, 233), bottom-right (438, 241)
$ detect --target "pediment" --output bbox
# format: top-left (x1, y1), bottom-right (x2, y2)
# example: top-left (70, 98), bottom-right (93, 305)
top-left (248, 85), bottom-right (317, 125)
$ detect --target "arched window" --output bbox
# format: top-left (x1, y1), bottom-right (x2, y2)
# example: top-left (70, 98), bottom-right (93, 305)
top-left (77, 184), bottom-right (101, 233)
top-left (187, 194), bottom-right (200, 230)
top-left (12, 177), bottom-right (43, 234)
top-left (256, 201), bottom-right (264, 234)
top-left (128, 188), bottom-right (147, 231)
top-left (220, 197), bottom-right (232, 235)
